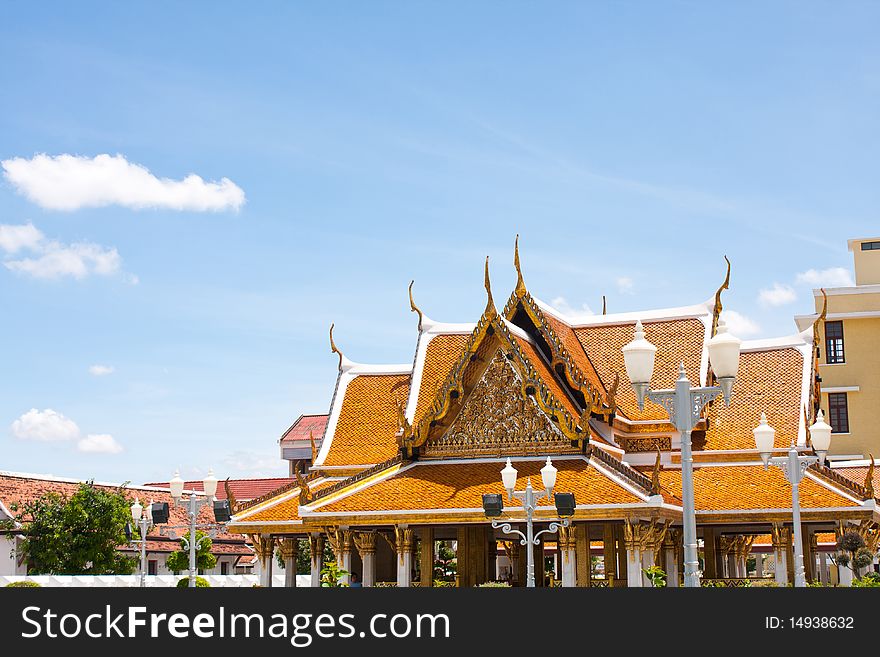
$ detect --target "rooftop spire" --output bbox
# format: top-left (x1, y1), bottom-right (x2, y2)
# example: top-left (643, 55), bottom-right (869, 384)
top-left (408, 280), bottom-right (424, 330)
top-left (329, 322), bottom-right (344, 371)
top-left (484, 256), bottom-right (496, 316)
top-left (514, 234), bottom-right (526, 297)
top-left (711, 255), bottom-right (731, 337)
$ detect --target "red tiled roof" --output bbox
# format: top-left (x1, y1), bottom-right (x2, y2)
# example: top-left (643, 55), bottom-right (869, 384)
top-left (143, 478), bottom-right (294, 502)
top-left (0, 472), bottom-right (246, 551)
top-left (281, 414), bottom-right (329, 445)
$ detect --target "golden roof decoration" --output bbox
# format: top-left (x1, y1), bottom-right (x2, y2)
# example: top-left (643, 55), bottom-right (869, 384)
top-left (602, 295), bottom-right (607, 315)
top-left (294, 468), bottom-right (312, 505)
top-left (866, 456), bottom-right (875, 499)
top-left (809, 288), bottom-right (828, 419)
top-left (513, 234), bottom-right (527, 298)
top-left (408, 280), bottom-right (424, 330)
top-left (484, 256), bottom-right (497, 317)
top-left (711, 255), bottom-right (731, 338)
top-left (651, 448), bottom-right (662, 495)
top-left (329, 323), bottom-right (344, 371)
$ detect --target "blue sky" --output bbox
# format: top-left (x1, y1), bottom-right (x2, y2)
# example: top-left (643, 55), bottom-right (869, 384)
top-left (1, 2), bottom-right (877, 484)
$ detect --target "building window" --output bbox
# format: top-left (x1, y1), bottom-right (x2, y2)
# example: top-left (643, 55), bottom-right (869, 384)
top-left (824, 321), bottom-right (845, 364)
top-left (148, 560), bottom-right (158, 576)
top-left (827, 393), bottom-right (849, 433)
top-left (221, 561), bottom-right (229, 575)
top-left (860, 241), bottom-right (880, 250)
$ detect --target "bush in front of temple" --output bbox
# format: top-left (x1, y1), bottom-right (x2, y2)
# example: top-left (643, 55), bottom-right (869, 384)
top-left (5, 580), bottom-right (41, 587)
top-left (176, 576), bottom-right (210, 588)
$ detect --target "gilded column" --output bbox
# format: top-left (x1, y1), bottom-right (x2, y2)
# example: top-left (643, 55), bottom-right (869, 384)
top-left (250, 533), bottom-right (276, 588)
top-left (623, 520), bottom-right (643, 588)
top-left (557, 525), bottom-right (576, 587)
top-left (419, 527), bottom-right (434, 587)
top-left (338, 530), bottom-right (353, 586)
top-left (309, 533), bottom-right (324, 588)
top-left (771, 524), bottom-right (789, 586)
top-left (280, 538), bottom-right (299, 588)
top-left (602, 523), bottom-right (616, 586)
top-left (395, 525), bottom-right (414, 588)
top-left (702, 526), bottom-right (718, 580)
top-left (575, 523), bottom-right (590, 587)
top-left (353, 531), bottom-right (377, 587)
top-left (664, 529), bottom-right (681, 587)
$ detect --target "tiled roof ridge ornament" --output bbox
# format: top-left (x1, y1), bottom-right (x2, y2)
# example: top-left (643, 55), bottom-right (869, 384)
top-left (710, 255), bottom-right (731, 339)
top-left (809, 289), bottom-right (828, 420)
top-left (224, 478), bottom-right (238, 514)
top-left (513, 234), bottom-right (527, 298)
top-left (650, 447), bottom-right (662, 495)
top-left (866, 455), bottom-right (875, 499)
top-left (484, 256), bottom-right (497, 317)
top-left (309, 430), bottom-right (318, 463)
top-left (602, 295), bottom-right (607, 315)
top-left (329, 323), bottom-right (354, 373)
top-left (294, 468), bottom-right (312, 505)
top-left (408, 280), bottom-right (424, 331)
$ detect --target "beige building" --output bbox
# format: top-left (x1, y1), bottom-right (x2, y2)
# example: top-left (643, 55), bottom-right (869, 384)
top-left (796, 237), bottom-right (880, 460)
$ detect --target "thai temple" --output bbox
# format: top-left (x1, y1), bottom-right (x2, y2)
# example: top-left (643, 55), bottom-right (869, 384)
top-left (228, 239), bottom-right (879, 587)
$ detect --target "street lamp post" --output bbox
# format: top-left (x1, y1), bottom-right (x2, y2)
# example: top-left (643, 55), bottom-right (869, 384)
top-left (622, 319), bottom-right (742, 587)
top-left (753, 411), bottom-right (833, 587)
top-left (166, 469), bottom-right (220, 588)
top-left (129, 497), bottom-right (153, 588)
top-left (482, 457), bottom-right (576, 588)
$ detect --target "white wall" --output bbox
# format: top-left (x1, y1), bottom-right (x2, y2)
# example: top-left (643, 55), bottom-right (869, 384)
top-left (1, 536), bottom-right (26, 577)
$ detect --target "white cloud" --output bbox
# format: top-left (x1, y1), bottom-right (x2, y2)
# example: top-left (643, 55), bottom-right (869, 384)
top-left (0, 223), bottom-right (44, 253)
top-left (2, 153), bottom-right (245, 212)
top-left (76, 434), bottom-right (123, 454)
top-left (616, 276), bottom-right (635, 295)
top-left (0, 223), bottom-right (126, 281)
top-left (758, 283), bottom-right (797, 307)
top-left (720, 310), bottom-right (761, 337)
top-left (221, 450), bottom-right (287, 478)
top-left (549, 296), bottom-right (595, 322)
top-left (89, 365), bottom-right (115, 376)
top-left (5, 240), bottom-right (121, 280)
top-left (795, 267), bottom-right (855, 288)
top-left (11, 408), bottom-right (80, 442)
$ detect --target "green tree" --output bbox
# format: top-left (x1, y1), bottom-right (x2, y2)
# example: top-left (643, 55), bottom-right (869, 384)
top-left (166, 531), bottom-right (217, 574)
top-left (833, 531), bottom-right (876, 581)
top-left (320, 560), bottom-right (349, 587)
top-left (5, 482), bottom-right (136, 575)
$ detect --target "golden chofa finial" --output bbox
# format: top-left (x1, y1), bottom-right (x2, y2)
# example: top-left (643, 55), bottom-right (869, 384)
top-left (514, 234), bottom-right (527, 297)
top-left (711, 255), bottom-right (731, 336)
top-left (484, 256), bottom-right (496, 315)
top-left (329, 322), bottom-right (343, 370)
top-left (865, 455), bottom-right (875, 498)
top-left (408, 280), bottom-right (424, 330)
top-left (602, 295), bottom-right (607, 315)
top-left (817, 288), bottom-right (828, 323)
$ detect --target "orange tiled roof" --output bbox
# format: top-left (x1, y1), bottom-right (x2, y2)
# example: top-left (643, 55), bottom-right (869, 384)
top-left (574, 318), bottom-right (706, 421)
top-left (703, 348), bottom-right (804, 450)
top-left (237, 479), bottom-right (337, 524)
top-left (412, 333), bottom-right (470, 424)
top-left (657, 465), bottom-right (860, 512)
top-left (513, 336), bottom-right (581, 420)
top-left (542, 312), bottom-right (607, 394)
top-left (322, 374), bottom-right (410, 467)
top-left (309, 457), bottom-right (645, 516)
top-left (835, 466), bottom-right (879, 499)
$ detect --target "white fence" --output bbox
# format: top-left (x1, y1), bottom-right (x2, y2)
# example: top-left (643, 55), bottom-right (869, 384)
top-left (1, 574), bottom-right (312, 588)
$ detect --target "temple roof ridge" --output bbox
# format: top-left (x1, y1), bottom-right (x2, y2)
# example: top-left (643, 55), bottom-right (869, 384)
top-left (533, 295), bottom-right (713, 327)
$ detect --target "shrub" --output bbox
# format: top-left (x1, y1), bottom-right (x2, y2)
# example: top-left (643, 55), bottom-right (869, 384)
top-left (6, 580), bottom-right (41, 587)
top-left (643, 565), bottom-right (667, 588)
top-left (176, 576), bottom-right (211, 588)
top-left (476, 581), bottom-right (511, 587)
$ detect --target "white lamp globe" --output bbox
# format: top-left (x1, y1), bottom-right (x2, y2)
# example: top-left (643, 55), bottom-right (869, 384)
top-left (540, 457), bottom-right (558, 492)
top-left (622, 320), bottom-right (657, 385)
top-left (753, 413), bottom-right (776, 466)
top-left (501, 458), bottom-right (518, 491)
top-left (170, 470), bottom-right (185, 500)
top-left (203, 468), bottom-right (219, 499)
top-left (809, 410), bottom-right (833, 463)
top-left (707, 320), bottom-right (742, 380)
top-left (130, 497), bottom-right (143, 522)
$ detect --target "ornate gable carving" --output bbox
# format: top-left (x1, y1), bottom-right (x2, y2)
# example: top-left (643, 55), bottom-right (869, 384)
top-left (422, 349), bottom-right (572, 458)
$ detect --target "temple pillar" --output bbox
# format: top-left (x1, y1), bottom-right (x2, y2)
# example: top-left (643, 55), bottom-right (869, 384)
top-left (419, 527), bottom-right (434, 587)
top-left (602, 523), bottom-right (617, 586)
top-left (623, 521), bottom-right (643, 588)
top-left (395, 526), bottom-right (414, 588)
top-left (772, 524), bottom-right (789, 586)
top-left (280, 538), bottom-right (298, 588)
top-left (353, 531), bottom-right (377, 587)
top-left (819, 551), bottom-right (828, 586)
top-left (702, 527), bottom-right (718, 580)
top-left (803, 529), bottom-right (814, 583)
top-left (664, 530), bottom-right (680, 587)
top-left (575, 523), bottom-right (590, 587)
top-left (253, 534), bottom-right (276, 588)
top-left (309, 533), bottom-right (323, 587)
top-left (557, 526), bottom-right (576, 587)
top-left (338, 530), bottom-right (353, 586)
top-left (614, 524), bottom-right (628, 585)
